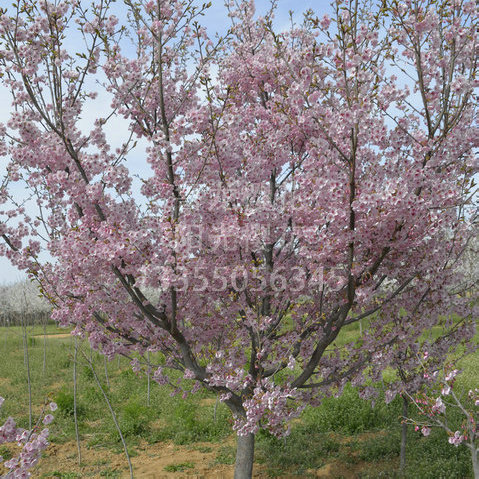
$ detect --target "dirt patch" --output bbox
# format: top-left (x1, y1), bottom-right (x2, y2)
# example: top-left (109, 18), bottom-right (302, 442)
top-left (312, 461), bottom-right (362, 478)
top-left (31, 439), bottom-right (240, 478)
top-left (33, 333), bottom-right (72, 339)
top-left (126, 441), bottom-right (236, 479)
top-left (29, 436), bottom-right (379, 479)
top-left (28, 429), bottom-right (392, 478)
top-left (313, 463), bottom-right (334, 477)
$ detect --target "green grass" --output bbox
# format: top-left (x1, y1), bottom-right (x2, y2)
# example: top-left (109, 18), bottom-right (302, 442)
top-left (48, 473), bottom-right (81, 479)
top-left (301, 384), bottom-right (401, 434)
top-left (255, 385), bottom-right (473, 478)
top-left (0, 323), bottom-right (476, 478)
top-left (0, 445), bottom-right (13, 461)
top-left (255, 386), bottom-right (401, 476)
top-left (153, 399), bottom-right (231, 445)
top-left (213, 445), bottom-right (236, 465)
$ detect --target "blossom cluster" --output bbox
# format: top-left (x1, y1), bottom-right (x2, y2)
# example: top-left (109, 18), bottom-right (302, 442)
top-left (0, 398), bottom-right (56, 478)
top-left (235, 380), bottom-right (302, 437)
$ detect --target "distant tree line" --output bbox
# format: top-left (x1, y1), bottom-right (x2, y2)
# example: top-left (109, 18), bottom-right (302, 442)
top-left (0, 280), bottom-right (51, 326)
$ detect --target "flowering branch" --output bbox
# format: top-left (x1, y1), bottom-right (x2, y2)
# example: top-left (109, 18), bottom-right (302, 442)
top-left (0, 397), bottom-right (56, 478)
top-left (404, 364), bottom-right (479, 478)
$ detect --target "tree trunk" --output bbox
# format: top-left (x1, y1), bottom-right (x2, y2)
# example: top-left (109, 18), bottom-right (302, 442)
top-left (234, 433), bottom-right (255, 479)
top-left (400, 395), bottom-right (408, 473)
top-left (472, 445), bottom-right (479, 479)
top-left (146, 351), bottom-right (151, 406)
top-left (104, 356), bottom-right (110, 388)
top-left (42, 319), bottom-right (47, 376)
top-left (21, 313), bottom-right (32, 430)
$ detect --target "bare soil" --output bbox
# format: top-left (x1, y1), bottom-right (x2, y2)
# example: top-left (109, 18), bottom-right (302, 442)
top-left (33, 438), bottom-right (239, 478)
top-left (28, 434), bottom-right (384, 478)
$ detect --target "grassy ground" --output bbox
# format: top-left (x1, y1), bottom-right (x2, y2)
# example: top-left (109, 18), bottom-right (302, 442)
top-left (0, 322), bottom-right (476, 478)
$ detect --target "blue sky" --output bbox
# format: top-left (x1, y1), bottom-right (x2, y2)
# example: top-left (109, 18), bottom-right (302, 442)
top-left (206, 0), bottom-right (333, 28)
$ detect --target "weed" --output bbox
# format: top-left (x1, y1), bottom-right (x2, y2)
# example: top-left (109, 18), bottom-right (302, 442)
top-left (257, 427), bottom-right (339, 475)
top-left (403, 428), bottom-right (472, 479)
top-left (99, 468), bottom-right (120, 478)
top-left (54, 390), bottom-right (85, 418)
top-left (114, 399), bottom-right (153, 439)
top-left (156, 400), bottom-right (230, 445)
top-left (357, 432), bottom-right (401, 461)
top-left (59, 357), bottom-right (71, 369)
top-left (195, 445), bottom-right (213, 453)
top-left (86, 436), bottom-right (104, 449)
top-left (48, 472), bottom-right (80, 478)
top-left (164, 462), bottom-right (195, 472)
top-left (0, 445), bottom-right (13, 461)
top-left (82, 365), bottom-right (94, 380)
top-left (301, 385), bottom-right (401, 434)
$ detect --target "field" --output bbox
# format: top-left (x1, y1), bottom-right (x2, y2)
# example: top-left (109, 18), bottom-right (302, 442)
top-left (0, 322), bottom-right (476, 478)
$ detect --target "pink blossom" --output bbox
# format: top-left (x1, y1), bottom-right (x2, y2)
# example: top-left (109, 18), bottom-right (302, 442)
top-left (421, 426), bottom-right (431, 436)
top-left (433, 397), bottom-right (446, 414)
top-left (448, 431), bottom-right (464, 446)
top-left (441, 385), bottom-right (451, 396)
top-left (320, 15), bottom-right (331, 29)
top-left (42, 414), bottom-right (54, 425)
top-left (445, 370), bottom-right (459, 382)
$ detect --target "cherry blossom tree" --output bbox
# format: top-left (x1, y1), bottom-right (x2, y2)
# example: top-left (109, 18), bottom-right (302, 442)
top-left (0, 0), bottom-right (477, 477)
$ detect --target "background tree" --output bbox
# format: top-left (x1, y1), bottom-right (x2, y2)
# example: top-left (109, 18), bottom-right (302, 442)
top-left (0, 1), bottom-right (477, 477)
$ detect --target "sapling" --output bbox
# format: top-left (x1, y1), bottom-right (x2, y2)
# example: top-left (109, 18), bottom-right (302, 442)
top-left (146, 351), bottom-right (151, 407)
top-left (81, 349), bottom-right (134, 479)
top-left (20, 292), bottom-right (32, 431)
top-left (103, 355), bottom-right (110, 389)
top-left (73, 336), bottom-right (81, 466)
